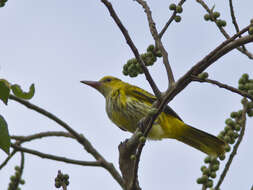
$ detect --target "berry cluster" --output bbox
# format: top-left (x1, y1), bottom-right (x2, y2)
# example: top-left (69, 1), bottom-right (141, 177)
top-left (204, 11), bottom-right (226, 27)
top-left (197, 156), bottom-right (220, 188)
top-left (55, 171), bottom-right (69, 188)
top-left (197, 73), bottom-right (253, 189)
top-left (8, 166), bottom-right (25, 190)
top-left (122, 45), bottom-right (162, 77)
top-left (169, 3), bottom-right (183, 23)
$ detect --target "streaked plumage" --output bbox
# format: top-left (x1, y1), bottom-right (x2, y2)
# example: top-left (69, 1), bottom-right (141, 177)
top-left (81, 76), bottom-right (225, 156)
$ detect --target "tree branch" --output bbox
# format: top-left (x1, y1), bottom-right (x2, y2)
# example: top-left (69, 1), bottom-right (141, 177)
top-left (158, 0), bottom-right (186, 39)
top-left (196, 0), bottom-right (253, 59)
top-left (9, 95), bottom-right (124, 188)
top-left (0, 150), bottom-right (17, 170)
top-left (11, 131), bottom-right (74, 142)
top-left (191, 76), bottom-right (253, 101)
top-left (100, 0), bottom-right (161, 98)
top-left (11, 144), bottom-right (102, 167)
top-left (135, 0), bottom-right (175, 87)
top-left (214, 99), bottom-right (248, 190)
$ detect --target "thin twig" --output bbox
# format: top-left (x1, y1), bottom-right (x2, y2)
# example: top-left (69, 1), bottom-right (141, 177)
top-left (101, 0), bottom-right (161, 98)
top-left (0, 150), bottom-right (17, 170)
top-left (11, 131), bottom-right (74, 142)
top-left (9, 95), bottom-right (124, 188)
top-left (196, 0), bottom-right (253, 59)
top-left (191, 76), bottom-right (253, 101)
top-left (11, 144), bottom-right (101, 167)
top-left (228, 0), bottom-right (246, 51)
top-left (135, 0), bottom-right (175, 87)
top-left (214, 98), bottom-right (248, 190)
top-left (159, 0), bottom-right (186, 39)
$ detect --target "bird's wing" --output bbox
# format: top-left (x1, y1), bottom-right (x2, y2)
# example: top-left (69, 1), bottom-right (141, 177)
top-left (126, 85), bottom-right (183, 121)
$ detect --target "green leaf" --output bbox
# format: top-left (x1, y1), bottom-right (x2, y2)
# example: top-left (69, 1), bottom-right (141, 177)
top-left (0, 79), bottom-right (11, 105)
top-left (0, 115), bottom-right (10, 154)
top-left (11, 83), bottom-right (35, 100)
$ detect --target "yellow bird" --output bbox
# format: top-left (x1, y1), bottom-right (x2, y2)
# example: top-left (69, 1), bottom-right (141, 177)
top-left (81, 76), bottom-right (225, 156)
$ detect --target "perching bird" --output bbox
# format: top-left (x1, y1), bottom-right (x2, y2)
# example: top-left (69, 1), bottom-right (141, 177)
top-left (81, 76), bottom-right (225, 156)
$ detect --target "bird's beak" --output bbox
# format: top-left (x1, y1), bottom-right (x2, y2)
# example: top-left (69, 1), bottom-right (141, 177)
top-left (80, 80), bottom-right (101, 90)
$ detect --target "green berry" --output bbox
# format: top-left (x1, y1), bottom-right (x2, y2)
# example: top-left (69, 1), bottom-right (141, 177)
top-left (225, 118), bottom-right (235, 126)
top-left (55, 181), bottom-right (61, 188)
top-left (204, 156), bottom-right (211, 163)
top-left (229, 138), bottom-right (235, 144)
top-left (219, 154), bottom-right (225, 160)
top-left (210, 172), bottom-right (216, 178)
top-left (203, 168), bottom-right (211, 175)
top-left (147, 45), bottom-right (155, 52)
top-left (196, 177), bottom-right (204, 184)
top-left (14, 166), bottom-right (20, 171)
top-left (204, 14), bottom-right (210, 21)
top-left (230, 112), bottom-right (238, 118)
top-left (224, 126), bottom-right (231, 132)
top-left (139, 136), bottom-right (146, 143)
top-left (237, 110), bottom-right (243, 117)
top-left (248, 102), bottom-right (253, 109)
top-left (129, 71), bottom-right (138, 78)
top-left (245, 83), bottom-right (253, 90)
top-left (225, 145), bottom-right (231, 152)
top-left (227, 130), bottom-right (234, 137)
top-left (248, 27), bottom-right (253, 35)
top-left (10, 176), bottom-right (16, 182)
top-left (238, 84), bottom-right (246, 91)
top-left (20, 179), bottom-right (25, 185)
top-left (123, 70), bottom-right (128, 76)
top-left (176, 6), bottom-right (183, 13)
top-left (216, 19), bottom-right (226, 27)
top-left (234, 124), bottom-right (241, 131)
top-left (63, 174), bottom-right (69, 180)
top-left (213, 12), bottom-right (220, 19)
top-left (224, 135), bottom-right (231, 143)
top-left (201, 175), bottom-right (208, 183)
top-left (211, 164), bottom-right (219, 171)
top-left (247, 110), bottom-right (253, 117)
top-left (0, 2), bottom-right (5, 7)
top-left (174, 15), bottom-right (181, 22)
top-left (198, 72), bottom-right (209, 79)
top-left (169, 3), bottom-right (176, 10)
top-left (65, 181), bottom-right (70, 185)
top-left (200, 165), bottom-right (207, 172)
top-left (239, 77), bottom-right (247, 85)
top-left (233, 132), bottom-right (239, 139)
top-left (242, 73), bottom-right (249, 81)
top-left (206, 180), bottom-right (213, 187)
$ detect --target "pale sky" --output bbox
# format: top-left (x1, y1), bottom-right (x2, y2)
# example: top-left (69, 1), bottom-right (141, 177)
top-left (0, 0), bottom-right (253, 189)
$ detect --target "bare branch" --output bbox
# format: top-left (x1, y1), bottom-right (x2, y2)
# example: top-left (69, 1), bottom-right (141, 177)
top-left (196, 0), bottom-right (253, 59)
top-left (9, 95), bottom-right (124, 188)
top-left (215, 99), bottom-right (248, 190)
top-left (0, 150), bottom-right (17, 170)
top-left (191, 76), bottom-right (253, 101)
top-left (135, 0), bottom-right (175, 87)
top-left (101, 0), bottom-right (161, 98)
top-left (11, 144), bottom-right (102, 167)
top-left (11, 131), bottom-right (74, 142)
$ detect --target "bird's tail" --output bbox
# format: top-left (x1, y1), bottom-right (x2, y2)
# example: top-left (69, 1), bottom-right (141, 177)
top-left (175, 124), bottom-right (226, 156)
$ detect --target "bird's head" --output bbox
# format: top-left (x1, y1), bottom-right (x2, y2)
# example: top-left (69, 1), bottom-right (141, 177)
top-left (81, 76), bottom-right (122, 97)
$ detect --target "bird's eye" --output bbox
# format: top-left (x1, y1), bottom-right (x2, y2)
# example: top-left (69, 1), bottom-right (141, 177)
top-left (104, 78), bottom-right (112, 82)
